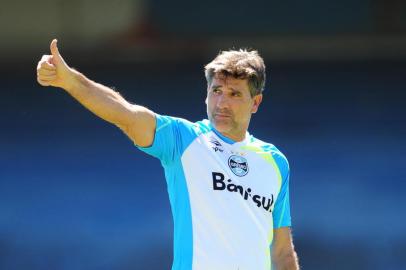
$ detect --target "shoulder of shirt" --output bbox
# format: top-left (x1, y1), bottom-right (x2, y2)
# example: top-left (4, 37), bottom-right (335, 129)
top-left (188, 118), bottom-right (212, 136)
top-left (247, 135), bottom-right (289, 163)
top-left (247, 136), bottom-right (290, 182)
top-left (158, 115), bottom-right (212, 136)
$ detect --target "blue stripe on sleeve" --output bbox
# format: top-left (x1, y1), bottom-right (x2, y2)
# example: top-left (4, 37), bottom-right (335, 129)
top-left (271, 149), bottom-right (292, 228)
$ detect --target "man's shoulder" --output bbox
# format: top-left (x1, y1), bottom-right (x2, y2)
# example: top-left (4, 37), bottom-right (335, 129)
top-left (245, 135), bottom-right (290, 177)
top-left (156, 114), bottom-right (211, 136)
top-left (247, 136), bottom-right (287, 160)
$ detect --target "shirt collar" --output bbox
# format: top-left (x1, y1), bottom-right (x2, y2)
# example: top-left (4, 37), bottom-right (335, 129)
top-left (207, 120), bottom-right (250, 145)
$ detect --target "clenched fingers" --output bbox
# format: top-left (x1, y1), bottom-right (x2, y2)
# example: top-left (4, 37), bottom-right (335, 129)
top-left (37, 55), bottom-right (56, 71)
top-left (37, 68), bottom-right (56, 76)
top-left (38, 74), bottom-right (57, 82)
top-left (37, 78), bottom-right (52, 86)
top-left (37, 61), bottom-right (56, 71)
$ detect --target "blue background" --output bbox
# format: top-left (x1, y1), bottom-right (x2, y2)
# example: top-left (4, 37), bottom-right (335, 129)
top-left (1, 0), bottom-right (406, 269)
top-left (2, 61), bottom-right (405, 269)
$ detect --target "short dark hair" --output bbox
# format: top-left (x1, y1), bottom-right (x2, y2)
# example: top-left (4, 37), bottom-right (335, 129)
top-left (204, 49), bottom-right (266, 97)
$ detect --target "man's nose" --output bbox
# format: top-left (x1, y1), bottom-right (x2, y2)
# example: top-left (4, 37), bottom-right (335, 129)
top-left (216, 94), bottom-right (230, 109)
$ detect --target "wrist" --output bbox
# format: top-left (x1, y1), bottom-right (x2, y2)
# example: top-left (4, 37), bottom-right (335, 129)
top-left (63, 68), bottom-right (83, 93)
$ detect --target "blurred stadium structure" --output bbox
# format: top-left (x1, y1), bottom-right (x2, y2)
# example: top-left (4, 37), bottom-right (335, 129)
top-left (1, 0), bottom-right (405, 269)
top-left (1, 0), bottom-right (406, 62)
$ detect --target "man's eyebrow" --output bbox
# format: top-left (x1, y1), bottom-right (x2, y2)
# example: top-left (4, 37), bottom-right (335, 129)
top-left (227, 87), bottom-right (244, 94)
top-left (210, 85), bottom-right (221, 89)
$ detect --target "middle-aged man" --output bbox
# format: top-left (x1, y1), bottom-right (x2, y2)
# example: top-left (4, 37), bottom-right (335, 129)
top-left (36, 39), bottom-right (300, 270)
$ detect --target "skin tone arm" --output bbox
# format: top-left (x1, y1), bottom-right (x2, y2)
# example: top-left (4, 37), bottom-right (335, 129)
top-left (272, 227), bottom-right (300, 270)
top-left (36, 39), bottom-right (156, 147)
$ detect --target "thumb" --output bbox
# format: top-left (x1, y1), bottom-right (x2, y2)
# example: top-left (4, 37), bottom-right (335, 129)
top-left (50, 39), bottom-right (65, 64)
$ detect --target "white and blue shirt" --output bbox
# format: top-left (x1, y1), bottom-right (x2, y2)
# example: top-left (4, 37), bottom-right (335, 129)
top-left (137, 114), bottom-right (291, 270)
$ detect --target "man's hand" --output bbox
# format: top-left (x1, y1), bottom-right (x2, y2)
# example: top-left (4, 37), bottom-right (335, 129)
top-left (36, 39), bottom-right (73, 89)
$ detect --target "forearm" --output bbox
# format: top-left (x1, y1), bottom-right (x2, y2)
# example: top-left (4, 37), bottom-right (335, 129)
top-left (63, 69), bottom-right (134, 127)
top-left (37, 39), bottom-right (156, 146)
top-left (273, 250), bottom-right (299, 270)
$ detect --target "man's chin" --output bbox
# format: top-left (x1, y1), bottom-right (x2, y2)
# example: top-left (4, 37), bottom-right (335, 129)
top-left (212, 120), bottom-right (231, 133)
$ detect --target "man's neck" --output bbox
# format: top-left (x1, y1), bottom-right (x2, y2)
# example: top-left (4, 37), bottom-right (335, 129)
top-left (212, 128), bottom-right (246, 144)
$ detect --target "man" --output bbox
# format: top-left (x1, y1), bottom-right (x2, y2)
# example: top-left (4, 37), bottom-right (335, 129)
top-left (36, 39), bottom-right (299, 270)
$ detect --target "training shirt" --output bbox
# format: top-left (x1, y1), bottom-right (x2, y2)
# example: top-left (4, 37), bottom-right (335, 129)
top-left (137, 114), bottom-right (291, 270)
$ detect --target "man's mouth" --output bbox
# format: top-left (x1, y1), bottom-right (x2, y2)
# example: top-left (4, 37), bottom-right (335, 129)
top-left (215, 113), bottom-right (232, 118)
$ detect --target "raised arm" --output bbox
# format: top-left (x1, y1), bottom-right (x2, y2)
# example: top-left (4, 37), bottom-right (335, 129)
top-left (36, 39), bottom-right (155, 147)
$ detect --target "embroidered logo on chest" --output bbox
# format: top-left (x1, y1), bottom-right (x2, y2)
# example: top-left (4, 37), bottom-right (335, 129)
top-left (209, 138), bottom-right (224, 152)
top-left (228, 155), bottom-right (249, 177)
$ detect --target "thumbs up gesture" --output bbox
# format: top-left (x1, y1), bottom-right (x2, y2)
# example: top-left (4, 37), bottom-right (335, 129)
top-left (37, 39), bottom-right (73, 89)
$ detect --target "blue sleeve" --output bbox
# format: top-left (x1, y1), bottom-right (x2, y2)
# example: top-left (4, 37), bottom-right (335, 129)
top-left (272, 152), bottom-right (292, 228)
top-left (136, 114), bottom-right (198, 165)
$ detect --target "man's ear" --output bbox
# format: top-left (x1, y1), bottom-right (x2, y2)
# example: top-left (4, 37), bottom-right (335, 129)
top-left (205, 83), bottom-right (210, 105)
top-left (251, 94), bottom-right (263, 114)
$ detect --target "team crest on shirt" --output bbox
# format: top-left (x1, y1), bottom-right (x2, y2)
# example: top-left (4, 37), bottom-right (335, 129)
top-left (228, 155), bottom-right (249, 177)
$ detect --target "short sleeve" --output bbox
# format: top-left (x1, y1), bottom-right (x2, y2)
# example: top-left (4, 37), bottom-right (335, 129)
top-left (272, 153), bottom-right (292, 228)
top-left (136, 114), bottom-right (198, 165)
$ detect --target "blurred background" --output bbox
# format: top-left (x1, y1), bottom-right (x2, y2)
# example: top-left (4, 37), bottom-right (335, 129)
top-left (1, 0), bottom-right (406, 269)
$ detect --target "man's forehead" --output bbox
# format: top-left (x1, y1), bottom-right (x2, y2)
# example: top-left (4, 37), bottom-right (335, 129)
top-left (211, 74), bottom-right (249, 89)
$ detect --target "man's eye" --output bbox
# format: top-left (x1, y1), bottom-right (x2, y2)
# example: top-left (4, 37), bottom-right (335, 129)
top-left (231, 92), bottom-right (241, 97)
top-left (213, 89), bottom-right (221, 94)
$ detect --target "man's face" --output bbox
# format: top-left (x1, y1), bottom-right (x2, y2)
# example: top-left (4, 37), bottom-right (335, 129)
top-left (206, 75), bottom-right (262, 141)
